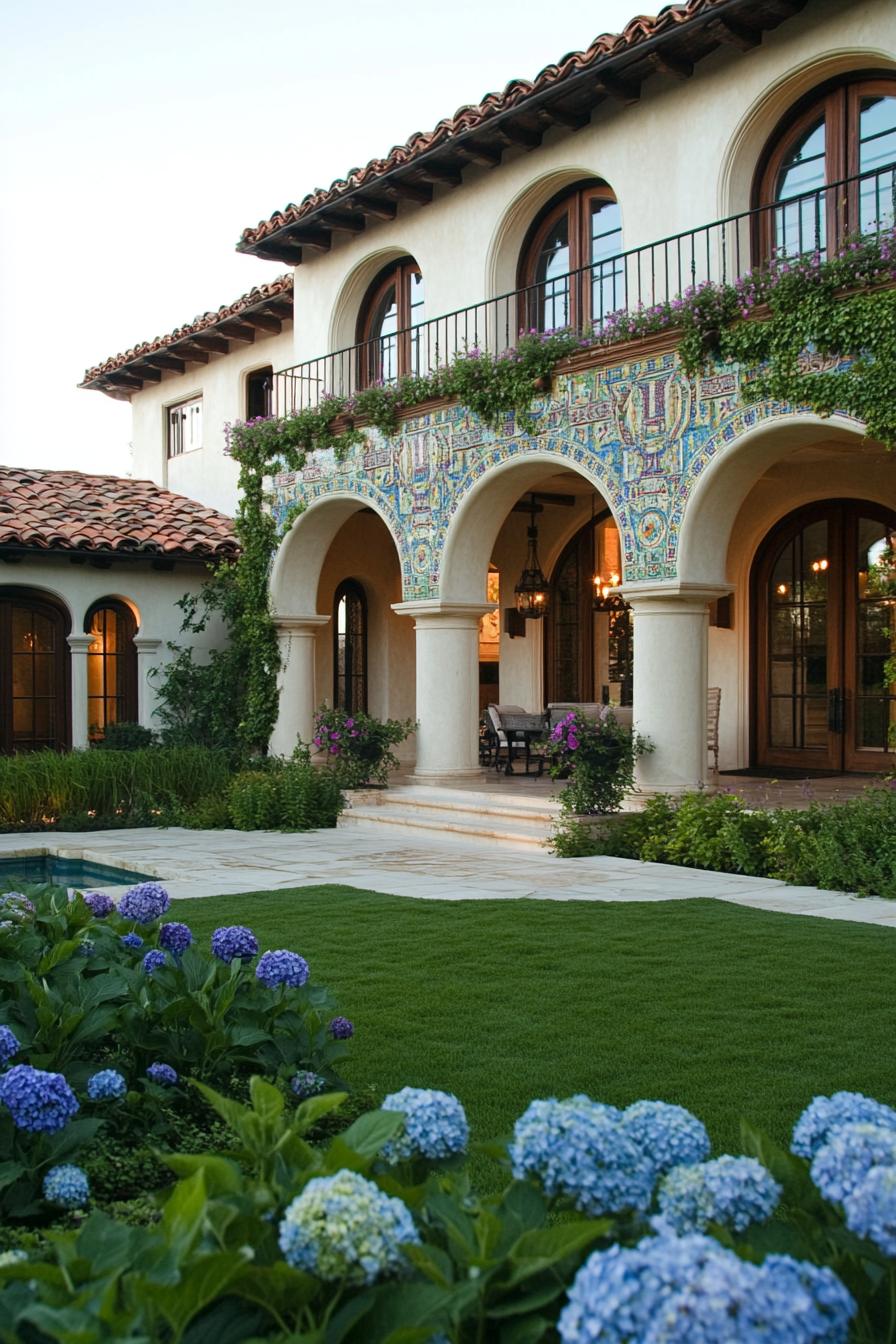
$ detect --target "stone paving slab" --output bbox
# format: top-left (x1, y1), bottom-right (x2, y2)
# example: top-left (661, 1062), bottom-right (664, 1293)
top-left (0, 826), bottom-right (893, 928)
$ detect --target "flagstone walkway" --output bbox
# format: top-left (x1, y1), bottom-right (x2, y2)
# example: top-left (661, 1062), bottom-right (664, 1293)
top-left (1, 825), bottom-right (894, 929)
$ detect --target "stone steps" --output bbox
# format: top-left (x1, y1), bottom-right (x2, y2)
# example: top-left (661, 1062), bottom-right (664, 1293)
top-left (338, 784), bottom-right (561, 847)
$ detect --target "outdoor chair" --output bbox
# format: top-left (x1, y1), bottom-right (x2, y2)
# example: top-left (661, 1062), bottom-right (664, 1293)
top-left (707, 686), bottom-right (721, 774)
top-left (487, 704), bottom-right (547, 775)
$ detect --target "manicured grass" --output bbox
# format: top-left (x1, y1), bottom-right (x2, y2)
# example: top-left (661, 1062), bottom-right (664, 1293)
top-left (175, 887), bottom-right (896, 1185)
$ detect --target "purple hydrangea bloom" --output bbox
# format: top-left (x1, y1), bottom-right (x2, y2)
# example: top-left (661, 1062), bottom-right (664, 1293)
top-left (791, 1091), bottom-right (896, 1159)
top-left (0, 1025), bottom-right (20, 1067)
top-left (0, 1064), bottom-right (79, 1133)
top-left (87, 1069), bottom-right (127, 1101)
top-left (120, 932), bottom-right (143, 950)
top-left (159, 921), bottom-right (193, 956)
top-left (141, 949), bottom-right (168, 977)
top-left (211, 925), bottom-right (259, 963)
top-left (256, 949), bottom-right (310, 989)
top-left (81, 891), bottom-right (116, 918)
top-left (43, 1164), bottom-right (90, 1209)
top-left (842, 1165), bottom-right (896, 1255)
top-left (118, 882), bottom-right (170, 925)
top-left (329, 1016), bottom-right (354, 1040)
top-left (291, 1070), bottom-right (327, 1099)
top-left (146, 1062), bottom-right (178, 1087)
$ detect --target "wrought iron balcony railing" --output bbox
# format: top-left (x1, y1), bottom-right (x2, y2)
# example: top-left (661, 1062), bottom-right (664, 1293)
top-left (273, 163), bottom-right (895, 417)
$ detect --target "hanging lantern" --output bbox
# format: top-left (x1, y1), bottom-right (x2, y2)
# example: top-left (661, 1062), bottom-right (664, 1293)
top-left (592, 570), bottom-right (627, 613)
top-left (515, 495), bottom-right (551, 619)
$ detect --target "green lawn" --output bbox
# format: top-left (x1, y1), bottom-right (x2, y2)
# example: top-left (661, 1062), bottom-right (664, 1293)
top-left (175, 887), bottom-right (896, 1183)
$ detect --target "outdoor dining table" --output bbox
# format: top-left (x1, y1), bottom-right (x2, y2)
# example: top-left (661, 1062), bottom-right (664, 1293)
top-left (499, 712), bottom-right (549, 776)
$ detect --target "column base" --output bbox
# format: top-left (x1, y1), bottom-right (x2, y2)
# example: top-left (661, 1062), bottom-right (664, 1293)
top-left (408, 768), bottom-right (485, 783)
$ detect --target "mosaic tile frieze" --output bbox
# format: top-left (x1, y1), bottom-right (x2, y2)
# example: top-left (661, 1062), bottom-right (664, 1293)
top-left (270, 348), bottom-right (862, 597)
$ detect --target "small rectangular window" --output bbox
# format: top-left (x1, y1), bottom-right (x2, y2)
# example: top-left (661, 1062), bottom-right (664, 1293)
top-left (167, 397), bottom-right (203, 458)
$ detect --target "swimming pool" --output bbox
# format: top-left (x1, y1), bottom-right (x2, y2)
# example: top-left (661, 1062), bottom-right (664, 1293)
top-left (0, 853), bottom-right (160, 889)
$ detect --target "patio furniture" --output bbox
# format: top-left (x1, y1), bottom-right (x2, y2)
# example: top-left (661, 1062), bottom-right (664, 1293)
top-left (547, 702), bottom-right (633, 730)
top-left (708, 686), bottom-right (721, 773)
top-left (487, 704), bottom-right (547, 776)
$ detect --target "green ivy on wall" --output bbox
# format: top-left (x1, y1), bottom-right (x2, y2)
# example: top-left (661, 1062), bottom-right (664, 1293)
top-left (161, 228), bottom-right (895, 754)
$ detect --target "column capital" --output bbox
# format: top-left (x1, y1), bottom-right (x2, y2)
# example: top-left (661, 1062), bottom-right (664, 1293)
top-left (392, 600), bottom-right (496, 625)
top-left (275, 614), bottom-right (331, 634)
top-left (66, 634), bottom-right (94, 653)
top-left (133, 636), bottom-right (163, 653)
top-left (622, 581), bottom-right (732, 613)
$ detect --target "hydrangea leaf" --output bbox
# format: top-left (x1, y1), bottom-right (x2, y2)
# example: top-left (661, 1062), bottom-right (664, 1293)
top-left (293, 1091), bottom-right (349, 1135)
top-left (504, 1220), bottom-right (610, 1287)
top-left (249, 1075), bottom-right (284, 1125)
top-left (328, 1108), bottom-right (405, 1164)
top-left (161, 1153), bottom-right (243, 1196)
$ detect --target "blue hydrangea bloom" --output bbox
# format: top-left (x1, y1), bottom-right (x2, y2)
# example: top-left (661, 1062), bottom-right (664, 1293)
top-left (0, 1065), bottom-right (79, 1133)
top-left (43, 1164), bottom-right (90, 1208)
top-left (87, 1069), bottom-right (127, 1101)
top-left (278, 1168), bottom-right (419, 1285)
top-left (256, 949), bottom-right (310, 988)
top-left (0, 1025), bottom-right (20, 1066)
top-left (655, 1155), bottom-right (781, 1234)
top-left (120, 932), bottom-right (143, 950)
top-left (0, 892), bottom-right (35, 923)
top-left (329, 1016), bottom-right (354, 1040)
top-left (791, 1091), bottom-right (896, 1159)
top-left (511, 1096), bottom-right (654, 1216)
top-left (211, 925), bottom-right (259, 963)
top-left (811, 1122), bottom-right (896, 1203)
top-left (621, 1100), bottom-right (711, 1177)
top-left (146, 1062), bottom-right (178, 1087)
top-left (558, 1233), bottom-right (855, 1344)
top-left (381, 1087), bottom-right (469, 1163)
top-left (291, 1071), bottom-right (327, 1099)
top-left (159, 921), bottom-right (193, 955)
top-left (81, 891), bottom-right (116, 918)
top-left (141, 949), bottom-right (168, 977)
top-left (119, 883), bottom-right (170, 924)
top-left (77, 938), bottom-right (96, 958)
top-left (842, 1165), bottom-right (896, 1255)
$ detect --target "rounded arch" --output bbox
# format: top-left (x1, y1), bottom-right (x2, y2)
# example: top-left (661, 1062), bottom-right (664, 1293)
top-left (271, 491), bottom-right (406, 618)
top-left (83, 598), bottom-right (138, 739)
top-left (718, 48), bottom-right (896, 218)
top-left (676, 413), bottom-right (872, 587)
top-left (486, 165), bottom-right (623, 303)
top-left (0, 586), bottom-right (72, 753)
top-left (332, 577), bottom-right (368, 715)
top-left (82, 593), bottom-right (141, 632)
top-left (438, 451), bottom-right (623, 604)
top-left (329, 246), bottom-right (425, 356)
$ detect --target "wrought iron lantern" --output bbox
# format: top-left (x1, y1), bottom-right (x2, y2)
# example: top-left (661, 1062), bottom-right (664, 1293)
top-left (514, 495), bottom-right (551, 619)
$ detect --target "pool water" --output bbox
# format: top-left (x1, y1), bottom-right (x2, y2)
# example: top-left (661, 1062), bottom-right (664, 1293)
top-left (0, 854), bottom-right (159, 889)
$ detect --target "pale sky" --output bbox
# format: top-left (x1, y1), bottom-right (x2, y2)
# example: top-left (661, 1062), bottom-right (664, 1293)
top-left (0, 0), bottom-right (640, 479)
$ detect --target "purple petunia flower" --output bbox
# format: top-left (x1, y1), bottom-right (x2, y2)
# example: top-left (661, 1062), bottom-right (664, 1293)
top-left (141, 949), bottom-right (168, 977)
top-left (146, 1062), bottom-right (178, 1087)
top-left (329, 1016), bottom-right (354, 1040)
top-left (159, 922), bottom-right (193, 956)
top-left (211, 926), bottom-right (259, 963)
top-left (0, 1064), bottom-right (79, 1133)
top-left (81, 891), bottom-right (116, 918)
top-left (119, 883), bottom-right (170, 925)
top-left (256, 950), bottom-right (310, 989)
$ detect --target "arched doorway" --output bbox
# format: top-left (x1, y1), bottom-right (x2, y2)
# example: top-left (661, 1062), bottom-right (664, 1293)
top-left (752, 500), bottom-right (896, 772)
top-left (333, 579), bottom-right (368, 715)
top-left (0, 588), bottom-right (70, 753)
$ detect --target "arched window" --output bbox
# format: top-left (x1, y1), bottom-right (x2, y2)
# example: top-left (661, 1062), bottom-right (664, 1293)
top-left (246, 365), bottom-right (273, 420)
top-left (0, 589), bottom-right (70, 753)
top-left (756, 75), bottom-right (896, 256)
top-left (85, 601), bottom-right (137, 741)
top-left (357, 258), bottom-right (424, 386)
top-left (519, 182), bottom-right (623, 333)
top-left (333, 580), bottom-right (367, 715)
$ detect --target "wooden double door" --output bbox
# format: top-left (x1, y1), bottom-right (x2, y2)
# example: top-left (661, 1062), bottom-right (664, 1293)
top-left (753, 501), bottom-right (896, 772)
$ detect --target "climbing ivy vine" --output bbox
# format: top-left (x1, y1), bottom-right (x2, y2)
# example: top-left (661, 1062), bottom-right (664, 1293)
top-left (158, 228), bottom-right (895, 754)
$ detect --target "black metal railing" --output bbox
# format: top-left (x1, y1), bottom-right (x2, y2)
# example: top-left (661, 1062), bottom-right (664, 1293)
top-left (274, 163), bottom-right (895, 416)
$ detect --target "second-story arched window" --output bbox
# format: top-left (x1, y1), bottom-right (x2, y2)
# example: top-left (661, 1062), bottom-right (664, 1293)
top-left (756, 75), bottom-right (896, 256)
top-left (519, 182), bottom-right (623, 334)
top-left (357, 258), bottom-right (424, 386)
top-left (85, 600), bottom-right (137, 741)
top-left (333, 579), bottom-right (367, 715)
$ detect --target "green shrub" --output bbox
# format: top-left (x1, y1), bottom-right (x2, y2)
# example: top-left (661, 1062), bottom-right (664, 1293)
top-left (765, 786), bottom-right (896, 898)
top-left (228, 770), bottom-right (281, 830)
top-left (226, 757), bottom-right (344, 831)
top-left (91, 721), bottom-right (156, 751)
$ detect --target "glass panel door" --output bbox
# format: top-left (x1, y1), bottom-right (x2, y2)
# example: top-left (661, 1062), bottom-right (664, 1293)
top-left (846, 515), bottom-right (896, 768)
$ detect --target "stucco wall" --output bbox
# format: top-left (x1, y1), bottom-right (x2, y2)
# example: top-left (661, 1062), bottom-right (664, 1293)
top-left (129, 326), bottom-right (294, 517)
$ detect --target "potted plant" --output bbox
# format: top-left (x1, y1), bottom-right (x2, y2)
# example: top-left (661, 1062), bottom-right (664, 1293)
top-left (311, 706), bottom-right (415, 788)
top-left (542, 709), bottom-right (651, 838)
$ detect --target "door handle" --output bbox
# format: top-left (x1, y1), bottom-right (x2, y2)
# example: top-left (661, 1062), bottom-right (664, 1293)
top-left (827, 688), bottom-right (844, 734)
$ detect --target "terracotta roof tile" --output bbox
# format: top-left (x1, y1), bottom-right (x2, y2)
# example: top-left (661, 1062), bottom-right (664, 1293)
top-left (238, 0), bottom-right (749, 251)
top-left (0, 467), bottom-right (238, 559)
top-left (80, 274), bottom-right (293, 391)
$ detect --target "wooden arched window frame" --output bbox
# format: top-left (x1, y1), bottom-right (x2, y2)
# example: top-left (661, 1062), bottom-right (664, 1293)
top-left (0, 588), bottom-right (71, 753)
top-left (356, 258), bottom-right (424, 387)
top-left (333, 579), bottom-right (367, 716)
top-left (518, 181), bottom-right (624, 334)
top-left (84, 600), bottom-right (138, 741)
top-left (754, 74), bottom-right (896, 258)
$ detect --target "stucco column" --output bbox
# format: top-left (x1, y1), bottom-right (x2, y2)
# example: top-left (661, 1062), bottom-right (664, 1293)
top-left (624, 585), bottom-right (729, 794)
top-left (67, 634), bottom-right (93, 750)
top-left (270, 615), bottom-right (330, 757)
top-left (133, 636), bottom-right (163, 731)
top-left (393, 600), bottom-right (494, 778)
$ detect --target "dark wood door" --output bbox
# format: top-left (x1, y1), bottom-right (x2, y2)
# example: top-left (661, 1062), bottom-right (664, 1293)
top-left (0, 592), bottom-right (70, 754)
top-left (754, 502), bottom-right (896, 773)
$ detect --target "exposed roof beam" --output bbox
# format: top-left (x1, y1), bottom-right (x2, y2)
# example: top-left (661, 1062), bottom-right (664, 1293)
top-left (106, 371), bottom-right (144, 389)
top-left (595, 75), bottom-right (641, 103)
top-left (245, 313), bottom-right (282, 333)
top-left (215, 322), bottom-right (255, 343)
top-left (452, 141), bottom-right (503, 168)
top-left (266, 300), bottom-right (294, 319)
top-left (381, 179), bottom-right (433, 205)
top-left (494, 122), bottom-right (543, 150)
top-left (324, 211), bottom-right (366, 233)
top-left (132, 365), bottom-right (161, 382)
top-left (536, 102), bottom-right (590, 131)
top-left (354, 196), bottom-right (398, 221)
top-left (647, 50), bottom-right (694, 79)
top-left (283, 226), bottom-right (331, 252)
top-left (708, 16), bottom-right (761, 48)
top-left (416, 163), bottom-right (464, 187)
top-left (142, 354), bottom-right (186, 373)
top-left (172, 344), bottom-right (212, 363)
top-left (187, 334), bottom-right (229, 353)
